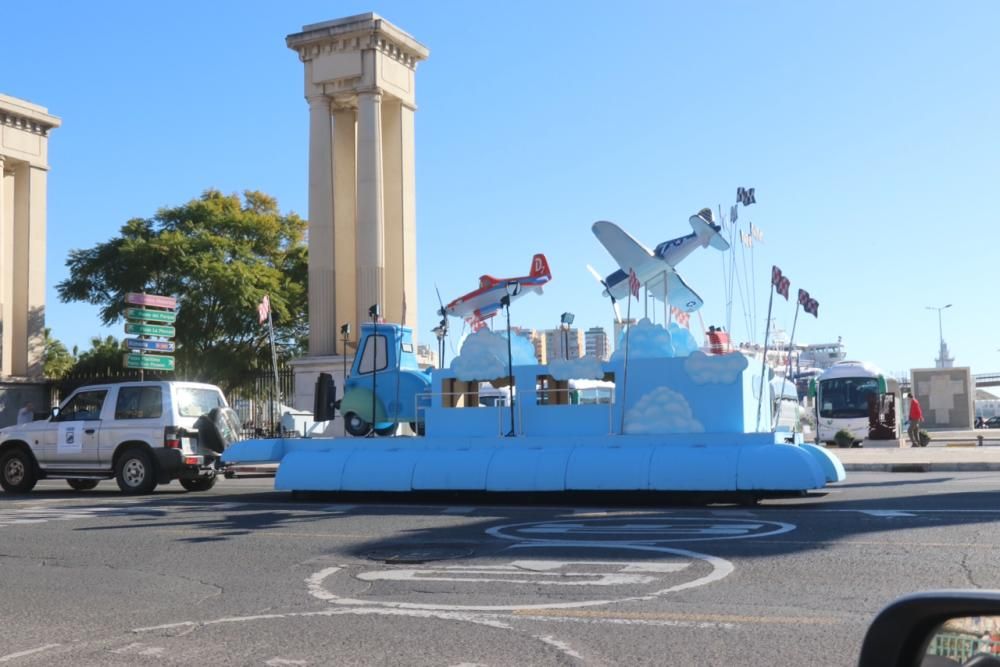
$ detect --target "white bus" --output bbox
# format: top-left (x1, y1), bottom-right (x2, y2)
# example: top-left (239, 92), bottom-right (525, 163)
top-left (816, 361), bottom-right (894, 445)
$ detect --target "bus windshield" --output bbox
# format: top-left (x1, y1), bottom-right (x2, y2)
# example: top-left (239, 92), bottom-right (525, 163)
top-left (819, 377), bottom-right (879, 419)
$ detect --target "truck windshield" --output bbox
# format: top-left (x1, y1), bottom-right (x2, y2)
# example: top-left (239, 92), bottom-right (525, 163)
top-left (819, 377), bottom-right (879, 419)
top-left (176, 387), bottom-right (225, 417)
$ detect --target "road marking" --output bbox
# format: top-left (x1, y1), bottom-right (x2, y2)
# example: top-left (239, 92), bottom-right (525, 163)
top-left (488, 517), bottom-right (795, 543)
top-left (442, 507), bottom-right (475, 514)
top-left (355, 560), bottom-right (688, 587)
top-left (265, 659), bottom-right (308, 666)
top-left (0, 644), bottom-right (61, 663)
top-left (859, 510), bottom-right (916, 518)
top-left (513, 609), bottom-right (841, 625)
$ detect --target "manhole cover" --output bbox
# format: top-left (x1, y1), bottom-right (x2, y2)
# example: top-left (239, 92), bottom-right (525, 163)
top-left (366, 546), bottom-right (474, 564)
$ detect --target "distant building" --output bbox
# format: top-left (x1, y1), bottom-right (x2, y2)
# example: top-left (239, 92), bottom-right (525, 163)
top-left (585, 327), bottom-right (610, 361)
top-left (416, 344), bottom-right (437, 369)
top-left (543, 328), bottom-right (583, 361)
top-left (512, 327), bottom-right (546, 364)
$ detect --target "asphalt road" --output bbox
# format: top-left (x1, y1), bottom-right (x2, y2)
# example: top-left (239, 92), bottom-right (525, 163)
top-left (2, 472), bottom-right (1000, 666)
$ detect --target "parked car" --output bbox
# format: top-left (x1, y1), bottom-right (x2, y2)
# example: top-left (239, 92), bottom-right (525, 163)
top-left (0, 381), bottom-right (240, 495)
top-left (984, 417), bottom-right (1000, 429)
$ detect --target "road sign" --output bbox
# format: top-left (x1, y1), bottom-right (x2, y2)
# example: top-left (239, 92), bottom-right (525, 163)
top-left (123, 353), bottom-right (175, 371)
top-left (125, 307), bottom-right (176, 323)
top-left (125, 323), bottom-right (176, 337)
top-left (124, 338), bottom-right (176, 353)
top-left (125, 293), bottom-right (177, 309)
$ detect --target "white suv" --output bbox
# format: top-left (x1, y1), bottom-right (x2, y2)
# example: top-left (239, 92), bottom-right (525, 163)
top-left (0, 381), bottom-right (237, 495)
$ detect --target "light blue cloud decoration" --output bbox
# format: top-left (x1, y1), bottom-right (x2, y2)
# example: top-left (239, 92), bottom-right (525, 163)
top-left (451, 329), bottom-right (537, 381)
top-left (623, 386), bottom-right (704, 434)
top-left (684, 351), bottom-right (749, 384)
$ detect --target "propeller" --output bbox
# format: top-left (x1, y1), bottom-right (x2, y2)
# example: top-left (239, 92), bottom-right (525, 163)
top-left (587, 264), bottom-right (622, 323)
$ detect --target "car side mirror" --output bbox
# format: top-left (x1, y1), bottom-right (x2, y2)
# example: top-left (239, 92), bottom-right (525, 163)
top-left (858, 591), bottom-right (1000, 666)
top-left (49, 407), bottom-right (60, 420)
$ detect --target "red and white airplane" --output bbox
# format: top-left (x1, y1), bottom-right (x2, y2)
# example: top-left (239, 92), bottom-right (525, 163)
top-left (444, 254), bottom-right (552, 329)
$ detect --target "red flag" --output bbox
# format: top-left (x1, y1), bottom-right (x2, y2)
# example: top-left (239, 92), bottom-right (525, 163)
top-left (798, 288), bottom-right (810, 306)
top-left (776, 277), bottom-right (790, 300)
top-left (805, 298), bottom-right (819, 317)
top-left (771, 265), bottom-right (782, 287)
top-left (670, 306), bottom-right (690, 328)
top-left (257, 294), bottom-right (270, 325)
top-left (628, 269), bottom-right (640, 299)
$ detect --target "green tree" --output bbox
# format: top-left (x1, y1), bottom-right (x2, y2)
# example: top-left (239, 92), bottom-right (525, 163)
top-left (70, 335), bottom-right (125, 376)
top-left (43, 328), bottom-right (76, 379)
top-left (57, 190), bottom-right (308, 389)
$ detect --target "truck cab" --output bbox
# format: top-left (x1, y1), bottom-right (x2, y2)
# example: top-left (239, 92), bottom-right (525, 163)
top-left (339, 323), bottom-right (432, 436)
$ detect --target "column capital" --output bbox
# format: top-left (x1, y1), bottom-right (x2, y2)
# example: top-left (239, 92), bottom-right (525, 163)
top-left (356, 89), bottom-right (384, 103)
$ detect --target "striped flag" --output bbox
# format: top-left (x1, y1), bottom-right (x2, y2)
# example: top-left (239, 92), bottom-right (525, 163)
top-left (628, 269), bottom-right (640, 299)
top-left (257, 294), bottom-right (271, 325)
top-left (751, 222), bottom-right (764, 242)
top-left (670, 306), bottom-right (690, 328)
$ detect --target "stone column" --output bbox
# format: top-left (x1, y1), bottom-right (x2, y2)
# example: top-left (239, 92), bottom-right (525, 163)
top-left (307, 94), bottom-right (336, 356)
top-left (331, 106), bottom-right (357, 348)
top-left (355, 90), bottom-right (385, 327)
top-left (0, 156), bottom-right (8, 376)
top-left (24, 166), bottom-right (46, 377)
top-left (381, 99), bottom-right (418, 329)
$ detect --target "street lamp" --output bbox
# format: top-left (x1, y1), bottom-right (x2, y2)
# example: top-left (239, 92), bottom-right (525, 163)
top-left (340, 323), bottom-right (351, 382)
top-left (501, 280), bottom-right (521, 437)
top-left (925, 303), bottom-right (952, 367)
top-left (368, 304), bottom-right (380, 437)
top-left (560, 312), bottom-right (575, 360)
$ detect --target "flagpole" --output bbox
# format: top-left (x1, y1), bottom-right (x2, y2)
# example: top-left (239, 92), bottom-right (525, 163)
top-left (266, 304), bottom-right (280, 435)
top-left (755, 284), bottom-right (776, 431)
top-left (620, 290), bottom-right (633, 435)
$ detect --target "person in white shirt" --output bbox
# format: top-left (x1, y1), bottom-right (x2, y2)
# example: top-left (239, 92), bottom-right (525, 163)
top-left (16, 402), bottom-right (34, 425)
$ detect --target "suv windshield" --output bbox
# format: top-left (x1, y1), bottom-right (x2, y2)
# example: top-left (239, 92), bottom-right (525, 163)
top-left (175, 387), bottom-right (225, 417)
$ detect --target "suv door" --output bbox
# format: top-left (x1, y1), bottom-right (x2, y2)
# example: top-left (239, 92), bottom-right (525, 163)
top-left (49, 389), bottom-right (108, 467)
top-left (102, 385), bottom-right (165, 464)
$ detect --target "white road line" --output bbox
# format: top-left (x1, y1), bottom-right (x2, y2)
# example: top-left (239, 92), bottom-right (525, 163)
top-left (859, 510), bottom-right (916, 518)
top-left (442, 507), bottom-right (475, 514)
top-left (0, 644), bottom-right (61, 663)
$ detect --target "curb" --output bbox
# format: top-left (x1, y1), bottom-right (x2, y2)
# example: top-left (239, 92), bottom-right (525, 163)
top-left (843, 463), bottom-right (1000, 473)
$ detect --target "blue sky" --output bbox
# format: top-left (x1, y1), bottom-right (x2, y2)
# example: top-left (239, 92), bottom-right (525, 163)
top-left (4, 1), bottom-right (998, 378)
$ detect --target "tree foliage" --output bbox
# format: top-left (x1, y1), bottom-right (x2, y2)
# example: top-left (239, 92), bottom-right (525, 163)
top-left (43, 328), bottom-right (76, 379)
top-left (57, 190), bottom-right (308, 389)
top-left (70, 335), bottom-right (125, 376)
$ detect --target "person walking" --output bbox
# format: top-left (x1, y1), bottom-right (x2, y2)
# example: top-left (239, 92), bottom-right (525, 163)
top-left (16, 401), bottom-right (34, 425)
top-left (907, 392), bottom-right (924, 447)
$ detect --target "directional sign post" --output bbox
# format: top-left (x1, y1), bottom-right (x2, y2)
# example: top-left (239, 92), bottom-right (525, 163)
top-left (123, 293), bottom-right (177, 376)
top-left (123, 353), bottom-right (175, 371)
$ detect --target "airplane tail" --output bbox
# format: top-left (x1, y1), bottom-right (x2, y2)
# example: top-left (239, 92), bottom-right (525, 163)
top-left (529, 253), bottom-right (552, 279)
top-left (690, 215), bottom-right (731, 251)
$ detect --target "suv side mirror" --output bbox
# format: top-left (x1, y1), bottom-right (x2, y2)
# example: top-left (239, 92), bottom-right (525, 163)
top-left (49, 407), bottom-right (60, 420)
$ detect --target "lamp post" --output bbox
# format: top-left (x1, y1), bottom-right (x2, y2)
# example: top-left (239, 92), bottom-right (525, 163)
top-left (340, 323), bottom-right (351, 383)
top-left (368, 304), bottom-right (380, 437)
top-left (925, 303), bottom-right (952, 368)
top-left (501, 280), bottom-right (521, 437)
top-left (560, 312), bottom-right (574, 360)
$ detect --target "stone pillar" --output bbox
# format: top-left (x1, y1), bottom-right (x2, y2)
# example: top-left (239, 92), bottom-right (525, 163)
top-left (307, 93), bottom-right (336, 356)
top-left (0, 157), bottom-right (9, 376)
top-left (11, 163), bottom-right (46, 376)
top-left (355, 89), bottom-right (385, 328)
top-left (332, 105), bottom-right (357, 348)
top-left (381, 99), bottom-right (418, 328)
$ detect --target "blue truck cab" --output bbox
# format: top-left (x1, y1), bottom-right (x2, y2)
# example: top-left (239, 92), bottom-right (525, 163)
top-left (339, 323), bottom-right (432, 436)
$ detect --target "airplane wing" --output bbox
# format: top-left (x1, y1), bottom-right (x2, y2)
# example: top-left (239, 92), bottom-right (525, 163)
top-left (592, 221), bottom-right (653, 274)
top-left (638, 270), bottom-right (703, 312)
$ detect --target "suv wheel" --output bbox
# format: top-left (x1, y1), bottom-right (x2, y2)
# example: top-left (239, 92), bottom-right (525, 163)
top-left (115, 449), bottom-right (158, 495)
top-left (0, 449), bottom-right (37, 493)
top-left (180, 475), bottom-right (217, 492)
top-left (67, 479), bottom-right (99, 491)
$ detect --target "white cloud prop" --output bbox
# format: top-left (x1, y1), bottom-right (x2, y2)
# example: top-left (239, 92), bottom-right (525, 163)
top-left (684, 351), bottom-right (749, 385)
top-left (610, 318), bottom-right (673, 361)
top-left (624, 386), bottom-right (704, 434)
top-left (450, 329), bottom-right (537, 381)
top-left (547, 357), bottom-right (605, 381)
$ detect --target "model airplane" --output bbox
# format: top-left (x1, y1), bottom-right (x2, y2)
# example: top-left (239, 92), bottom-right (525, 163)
top-left (589, 208), bottom-right (729, 315)
top-left (444, 253), bottom-right (552, 327)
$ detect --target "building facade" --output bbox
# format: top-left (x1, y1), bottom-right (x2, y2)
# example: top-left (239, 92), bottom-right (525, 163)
top-left (543, 328), bottom-right (584, 362)
top-left (0, 94), bottom-right (60, 378)
top-left (585, 326), bottom-right (610, 361)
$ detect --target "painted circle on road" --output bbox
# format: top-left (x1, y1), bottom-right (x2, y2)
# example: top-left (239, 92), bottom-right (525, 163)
top-left (487, 516), bottom-right (795, 544)
top-left (307, 543), bottom-right (733, 612)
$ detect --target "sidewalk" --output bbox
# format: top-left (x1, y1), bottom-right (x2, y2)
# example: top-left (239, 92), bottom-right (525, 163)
top-left (829, 445), bottom-right (1000, 472)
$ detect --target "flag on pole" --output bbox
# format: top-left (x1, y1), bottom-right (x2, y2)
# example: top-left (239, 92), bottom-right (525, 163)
top-left (670, 306), bottom-right (690, 328)
top-left (805, 298), bottom-right (820, 317)
top-left (771, 266), bottom-right (790, 300)
top-left (737, 187), bottom-right (756, 206)
top-left (628, 269), bottom-right (640, 299)
top-left (257, 294), bottom-right (271, 325)
top-left (751, 222), bottom-right (764, 242)
top-left (730, 204), bottom-right (738, 224)
top-left (740, 231), bottom-right (753, 248)
top-left (798, 288), bottom-right (810, 306)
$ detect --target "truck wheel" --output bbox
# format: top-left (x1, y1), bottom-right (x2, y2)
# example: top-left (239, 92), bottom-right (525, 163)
top-left (115, 448), bottom-right (158, 495)
top-left (0, 449), bottom-right (37, 493)
top-left (180, 476), bottom-right (217, 492)
top-left (344, 412), bottom-right (371, 437)
top-left (67, 479), bottom-right (99, 491)
top-left (374, 424), bottom-right (397, 436)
